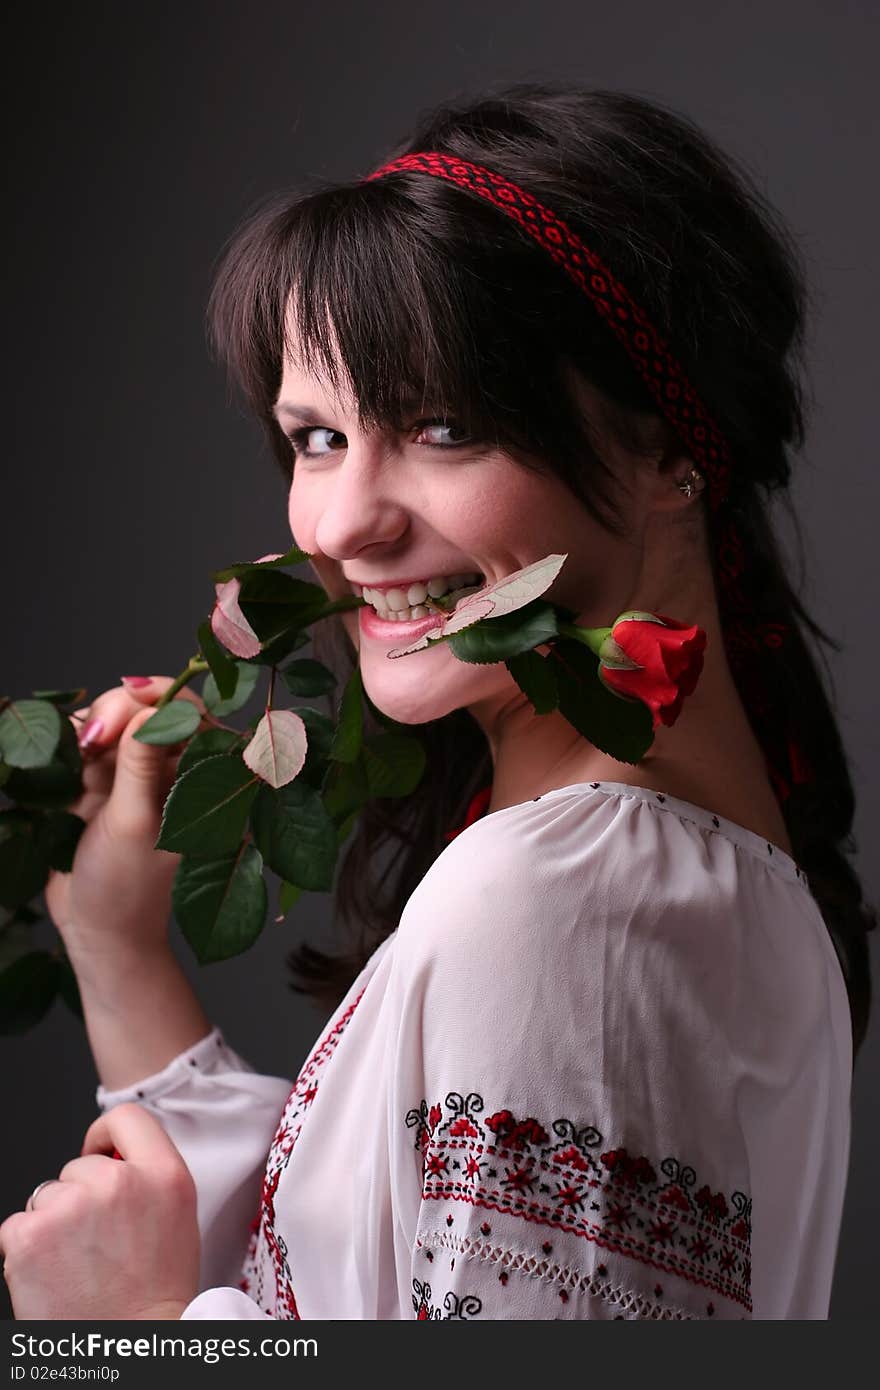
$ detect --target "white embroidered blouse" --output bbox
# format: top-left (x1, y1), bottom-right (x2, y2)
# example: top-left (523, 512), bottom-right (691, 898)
top-left (96, 780), bottom-right (852, 1320)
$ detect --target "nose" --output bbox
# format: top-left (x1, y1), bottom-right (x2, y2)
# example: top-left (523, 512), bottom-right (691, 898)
top-left (311, 440), bottom-right (410, 563)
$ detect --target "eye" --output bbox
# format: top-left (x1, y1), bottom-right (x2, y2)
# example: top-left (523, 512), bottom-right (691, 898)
top-left (284, 416), bottom-right (474, 460)
top-left (286, 426), bottom-right (344, 459)
top-left (413, 419), bottom-right (473, 448)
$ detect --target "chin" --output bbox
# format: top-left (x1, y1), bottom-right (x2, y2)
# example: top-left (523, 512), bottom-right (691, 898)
top-left (359, 669), bottom-right (465, 726)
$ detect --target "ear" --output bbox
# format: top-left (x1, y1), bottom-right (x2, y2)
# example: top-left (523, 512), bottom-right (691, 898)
top-left (644, 434), bottom-right (706, 515)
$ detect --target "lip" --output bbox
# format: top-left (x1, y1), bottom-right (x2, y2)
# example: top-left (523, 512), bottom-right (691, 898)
top-left (358, 603), bottom-right (445, 643)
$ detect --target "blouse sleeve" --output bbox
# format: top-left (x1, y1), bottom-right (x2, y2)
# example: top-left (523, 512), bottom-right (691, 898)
top-left (96, 1026), bottom-right (292, 1299)
top-left (388, 797), bottom-right (761, 1321)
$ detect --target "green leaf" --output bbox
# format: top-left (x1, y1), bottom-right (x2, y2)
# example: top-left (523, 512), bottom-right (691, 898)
top-left (446, 600), bottom-right (559, 665)
top-left (211, 542), bottom-right (312, 583)
top-left (329, 665), bottom-right (364, 763)
top-left (31, 688), bottom-right (88, 707)
top-left (335, 809), bottom-right (359, 850)
top-left (0, 951), bottom-right (60, 1034)
top-left (0, 699), bottom-right (62, 768)
top-left (36, 810), bottom-right (86, 872)
top-left (250, 779), bottom-right (339, 892)
top-left (247, 625), bottom-right (313, 668)
top-left (550, 637), bottom-right (654, 765)
top-left (294, 707), bottom-right (337, 786)
top-left (156, 754), bottom-right (261, 857)
top-left (1, 716), bottom-right (83, 809)
top-left (237, 571), bottom-right (327, 643)
top-left (280, 658), bottom-right (338, 699)
top-left (133, 700), bottom-right (202, 746)
top-left (320, 753), bottom-right (370, 826)
top-left (173, 843), bottom-right (268, 963)
top-left (175, 728), bottom-right (244, 778)
top-left (307, 593), bottom-right (366, 621)
top-left (362, 731), bottom-right (427, 799)
top-left (197, 618), bottom-right (239, 700)
top-left (242, 710), bottom-right (308, 788)
top-left (505, 648), bottom-right (560, 715)
top-left (276, 879), bottom-right (303, 921)
top-left (0, 810), bottom-right (49, 909)
top-left (202, 661), bottom-right (262, 716)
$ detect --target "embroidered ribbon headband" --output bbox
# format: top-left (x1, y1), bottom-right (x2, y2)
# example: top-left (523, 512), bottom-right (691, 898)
top-left (363, 151), bottom-right (812, 807)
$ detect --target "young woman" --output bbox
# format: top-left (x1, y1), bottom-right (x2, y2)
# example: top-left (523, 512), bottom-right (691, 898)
top-left (1, 83), bottom-right (872, 1321)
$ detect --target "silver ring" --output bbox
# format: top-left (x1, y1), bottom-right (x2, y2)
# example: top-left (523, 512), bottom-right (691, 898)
top-left (27, 1178), bottom-right (61, 1211)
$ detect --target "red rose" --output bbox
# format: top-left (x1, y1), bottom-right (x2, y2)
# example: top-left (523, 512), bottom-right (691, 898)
top-left (597, 611), bottom-right (706, 730)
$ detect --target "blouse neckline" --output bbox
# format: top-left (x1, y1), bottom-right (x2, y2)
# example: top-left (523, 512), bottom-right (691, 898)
top-left (475, 779), bottom-right (810, 890)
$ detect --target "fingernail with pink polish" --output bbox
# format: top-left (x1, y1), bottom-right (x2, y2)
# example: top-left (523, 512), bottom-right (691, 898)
top-left (79, 717), bottom-right (105, 748)
top-left (121, 676), bottom-right (152, 688)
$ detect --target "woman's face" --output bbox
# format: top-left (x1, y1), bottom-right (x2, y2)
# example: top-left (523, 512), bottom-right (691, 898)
top-left (275, 347), bottom-right (648, 729)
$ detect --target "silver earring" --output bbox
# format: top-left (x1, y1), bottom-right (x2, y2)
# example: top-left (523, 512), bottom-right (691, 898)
top-left (676, 466), bottom-right (704, 498)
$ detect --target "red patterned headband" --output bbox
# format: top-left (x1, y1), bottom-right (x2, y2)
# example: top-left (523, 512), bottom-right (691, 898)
top-left (363, 151), bottom-right (812, 805)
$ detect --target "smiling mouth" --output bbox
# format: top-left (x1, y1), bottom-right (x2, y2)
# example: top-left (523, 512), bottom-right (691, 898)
top-left (357, 575), bottom-right (486, 622)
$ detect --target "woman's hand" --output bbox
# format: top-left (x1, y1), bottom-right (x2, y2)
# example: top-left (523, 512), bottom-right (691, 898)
top-left (0, 1104), bottom-right (200, 1320)
top-left (45, 676), bottom-right (210, 963)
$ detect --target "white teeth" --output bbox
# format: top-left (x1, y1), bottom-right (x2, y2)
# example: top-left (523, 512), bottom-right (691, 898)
top-left (360, 572), bottom-right (482, 615)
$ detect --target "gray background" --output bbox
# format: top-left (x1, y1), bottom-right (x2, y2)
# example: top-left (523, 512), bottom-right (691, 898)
top-left (4, 0), bottom-right (877, 1319)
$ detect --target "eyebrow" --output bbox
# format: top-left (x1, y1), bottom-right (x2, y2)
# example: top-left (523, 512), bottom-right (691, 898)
top-left (272, 396), bottom-right (444, 425)
top-left (272, 402), bottom-right (326, 424)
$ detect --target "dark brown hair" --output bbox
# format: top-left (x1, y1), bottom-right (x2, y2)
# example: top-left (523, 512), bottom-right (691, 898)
top-left (207, 82), bottom-right (874, 1059)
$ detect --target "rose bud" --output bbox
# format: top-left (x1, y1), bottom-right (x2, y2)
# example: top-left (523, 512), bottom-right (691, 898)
top-left (597, 610), bottom-right (707, 730)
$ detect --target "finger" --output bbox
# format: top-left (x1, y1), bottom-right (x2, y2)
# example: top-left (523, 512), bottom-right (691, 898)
top-left (23, 1178), bottom-right (65, 1213)
top-left (68, 678), bottom-right (206, 757)
top-left (0, 1210), bottom-right (30, 1258)
top-left (121, 676), bottom-right (209, 719)
top-left (82, 1102), bottom-right (183, 1171)
top-left (53, 1153), bottom-right (124, 1193)
top-left (66, 746), bottom-right (118, 820)
top-left (103, 707), bottom-right (192, 837)
top-left (23, 1177), bottom-right (83, 1212)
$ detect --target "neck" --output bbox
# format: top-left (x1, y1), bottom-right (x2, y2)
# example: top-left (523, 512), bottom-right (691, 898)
top-left (477, 508), bottom-right (766, 815)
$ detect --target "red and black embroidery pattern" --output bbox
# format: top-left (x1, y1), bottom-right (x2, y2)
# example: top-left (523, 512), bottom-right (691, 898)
top-left (239, 988), bottom-right (367, 1318)
top-left (406, 1091), bottom-right (752, 1313)
top-left (412, 1278), bottom-right (483, 1320)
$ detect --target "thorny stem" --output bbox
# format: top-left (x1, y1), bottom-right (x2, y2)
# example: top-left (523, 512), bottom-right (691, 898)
top-left (156, 657), bottom-right (209, 708)
top-left (158, 654), bottom-right (254, 736)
